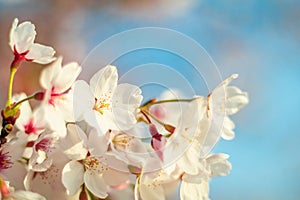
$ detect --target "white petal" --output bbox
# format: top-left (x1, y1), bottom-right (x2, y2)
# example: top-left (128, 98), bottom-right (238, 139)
top-left (29, 105), bottom-right (47, 134)
top-left (90, 65), bottom-right (118, 98)
top-left (164, 99), bottom-right (203, 166)
top-left (9, 19), bottom-right (36, 53)
top-left (182, 173), bottom-right (204, 184)
top-left (84, 171), bottom-right (108, 198)
top-left (206, 154), bottom-right (232, 177)
top-left (26, 43), bottom-right (56, 64)
top-left (214, 74), bottom-right (238, 92)
top-left (209, 74), bottom-right (239, 116)
top-left (11, 190), bottom-right (46, 200)
top-left (64, 142), bottom-right (88, 161)
top-left (53, 62), bottom-right (82, 93)
top-left (43, 105), bottom-right (67, 138)
top-left (139, 181), bottom-right (165, 200)
top-left (102, 169), bottom-right (129, 186)
top-left (180, 180), bottom-right (209, 200)
top-left (55, 91), bottom-right (75, 122)
top-left (73, 80), bottom-right (95, 121)
top-left (221, 116), bottom-right (235, 140)
top-left (84, 110), bottom-right (111, 134)
top-left (87, 129), bottom-right (107, 156)
top-left (226, 86), bottom-right (249, 115)
top-left (25, 153), bottom-right (71, 199)
top-left (177, 147), bottom-right (202, 175)
top-left (13, 93), bottom-right (32, 131)
top-left (40, 57), bottom-right (62, 89)
top-left (9, 18), bottom-right (19, 51)
top-left (112, 107), bottom-right (137, 131)
top-left (62, 160), bottom-right (84, 196)
top-left (61, 124), bottom-right (88, 160)
top-left (111, 83), bottom-right (142, 130)
top-left (28, 149), bottom-right (53, 172)
top-left (199, 109), bottom-right (225, 158)
top-left (112, 83), bottom-right (142, 113)
top-left (67, 123), bottom-right (88, 146)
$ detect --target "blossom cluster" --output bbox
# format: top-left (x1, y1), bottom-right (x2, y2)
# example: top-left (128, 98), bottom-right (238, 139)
top-left (0, 19), bottom-right (249, 200)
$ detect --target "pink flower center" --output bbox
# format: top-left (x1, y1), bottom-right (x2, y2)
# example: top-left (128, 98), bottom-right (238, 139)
top-left (149, 124), bottom-right (166, 161)
top-left (35, 138), bottom-right (53, 153)
top-left (11, 45), bottom-right (33, 69)
top-left (48, 87), bottom-right (71, 106)
top-left (24, 118), bottom-right (38, 134)
top-left (13, 45), bottom-right (32, 61)
top-left (0, 151), bottom-right (13, 171)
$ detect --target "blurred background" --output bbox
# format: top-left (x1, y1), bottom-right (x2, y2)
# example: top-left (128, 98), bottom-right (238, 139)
top-left (0, 0), bottom-right (299, 199)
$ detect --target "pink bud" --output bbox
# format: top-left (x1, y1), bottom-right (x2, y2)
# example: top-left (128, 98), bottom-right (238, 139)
top-left (34, 92), bottom-right (45, 101)
top-left (149, 124), bottom-right (159, 137)
top-left (164, 124), bottom-right (176, 134)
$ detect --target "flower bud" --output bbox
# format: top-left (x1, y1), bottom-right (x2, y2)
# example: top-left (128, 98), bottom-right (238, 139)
top-left (34, 92), bottom-right (45, 101)
top-left (164, 124), bottom-right (175, 134)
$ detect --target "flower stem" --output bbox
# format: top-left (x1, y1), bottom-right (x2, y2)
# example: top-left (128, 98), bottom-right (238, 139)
top-left (6, 67), bottom-right (17, 106)
top-left (141, 98), bottom-right (196, 109)
top-left (142, 109), bottom-right (165, 127)
top-left (12, 94), bottom-right (36, 109)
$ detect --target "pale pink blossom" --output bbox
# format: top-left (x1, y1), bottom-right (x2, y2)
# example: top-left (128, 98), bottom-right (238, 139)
top-left (61, 124), bottom-right (129, 198)
top-left (39, 56), bottom-right (81, 137)
top-left (74, 65), bottom-right (143, 134)
top-left (9, 18), bottom-right (55, 65)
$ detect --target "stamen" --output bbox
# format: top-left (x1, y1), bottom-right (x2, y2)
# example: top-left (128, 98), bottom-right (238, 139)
top-left (112, 134), bottom-right (134, 150)
top-left (0, 151), bottom-right (13, 170)
top-left (35, 138), bottom-right (53, 153)
top-left (93, 93), bottom-right (112, 115)
top-left (82, 156), bottom-right (108, 173)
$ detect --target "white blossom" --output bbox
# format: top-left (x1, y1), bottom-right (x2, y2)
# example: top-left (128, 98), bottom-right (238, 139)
top-left (0, 138), bottom-right (27, 190)
top-left (39, 56), bottom-right (81, 137)
top-left (180, 154), bottom-right (232, 200)
top-left (61, 124), bottom-right (129, 198)
top-left (74, 65), bottom-right (143, 134)
top-left (9, 18), bottom-right (55, 64)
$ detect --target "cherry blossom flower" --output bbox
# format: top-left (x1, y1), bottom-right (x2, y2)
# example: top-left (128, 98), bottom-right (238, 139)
top-left (13, 93), bottom-right (45, 141)
top-left (9, 18), bottom-right (55, 65)
top-left (24, 151), bottom-right (75, 199)
top-left (74, 65), bottom-right (143, 134)
top-left (104, 127), bottom-right (154, 169)
top-left (134, 158), bottom-right (179, 200)
top-left (61, 124), bottom-right (129, 198)
top-left (0, 138), bottom-right (27, 190)
top-left (180, 154), bottom-right (232, 200)
top-left (163, 97), bottom-right (205, 170)
top-left (39, 56), bottom-right (81, 137)
top-left (28, 132), bottom-right (59, 172)
top-left (199, 74), bottom-right (249, 158)
top-left (135, 173), bottom-right (166, 200)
